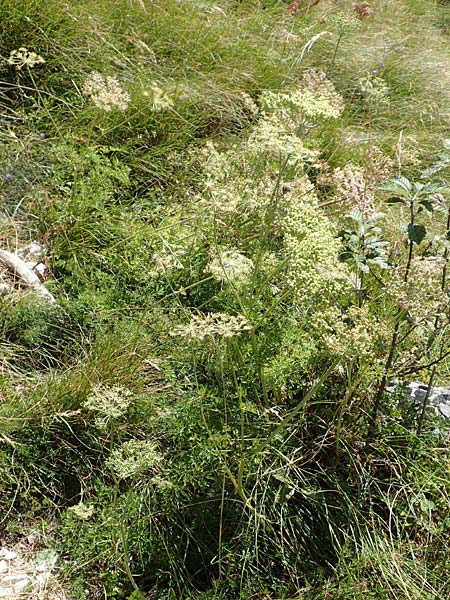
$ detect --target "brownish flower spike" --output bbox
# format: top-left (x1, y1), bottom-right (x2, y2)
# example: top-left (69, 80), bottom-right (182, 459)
top-left (288, 0), bottom-right (322, 17)
top-left (352, 2), bottom-right (373, 19)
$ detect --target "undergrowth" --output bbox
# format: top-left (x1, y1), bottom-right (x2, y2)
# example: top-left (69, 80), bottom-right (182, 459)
top-left (1, 0), bottom-right (450, 598)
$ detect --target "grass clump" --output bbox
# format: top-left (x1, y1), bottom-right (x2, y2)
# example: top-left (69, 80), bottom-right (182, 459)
top-left (1, 0), bottom-right (450, 598)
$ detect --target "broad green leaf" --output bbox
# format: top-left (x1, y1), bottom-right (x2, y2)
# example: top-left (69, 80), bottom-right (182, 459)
top-left (379, 176), bottom-right (412, 195)
top-left (407, 223), bottom-right (426, 244)
top-left (418, 199), bottom-right (434, 212)
top-left (385, 196), bottom-right (406, 205)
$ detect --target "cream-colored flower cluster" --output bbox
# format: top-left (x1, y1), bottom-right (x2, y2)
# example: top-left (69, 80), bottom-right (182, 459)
top-left (83, 384), bottom-right (132, 429)
top-left (247, 118), bottom-right (318, 166)
top-left (172, 312), bottom-right (251, 341)
top-left (301, 69), bottom-right (345, 111)
top-left (365, 146), bottom-right (395, 184)
top-left (358, 73), bottom-right (390, 108)
top-left (106, 439), bottom-right (162, 480)
top-left (151, 247), bottom-right (186, 275)
top-left (333, 163), bottom-right (375, 218)
top-left (82, 71), bottom-right (130, 111)
top-left (200, 141), bottom-right (234, 181)
top-left (203, 179), bottom-right (242, 213)
top-left (198, 72), bottom-right (344, 213)
top-left (6, 47), bottom-right (45, 69)
top-left (316, 305), bottom-right (389, 361)
top-left (240, 91), bottom-right (259, 115)
top-left (384, 259), bottom-right (446, 326)
top-left (260, 69), bottom-right (344, 126)
top-left (144, 82), bottom-right (173, 111)
top-left (277, 177), bottom-right (349, 303)
top-left (68, 502), bottom-right (95, 520)
top-left (199, 141), bottom-right (274, 213)
top-left (206, 249), bottom-right (254, 284)
top-left (192, 76), bottom-right (348, 309)
top-left (327, 12), bottom-right (361, 36)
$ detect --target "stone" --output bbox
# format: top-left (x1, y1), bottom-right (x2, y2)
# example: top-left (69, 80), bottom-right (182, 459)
top-left (0, 550), bottom-right (16, 561)
top-left (3, 574), bottom-right (26, 582)
top-left (13, 578), bottom-right (30, 592)
top-left (387, 380), bottom-right (450, 433)
top-left (406, 382), bottom-right (450, 418)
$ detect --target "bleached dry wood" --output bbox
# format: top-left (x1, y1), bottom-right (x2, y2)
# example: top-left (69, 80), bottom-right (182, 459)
top-left (0, 249), bottom-right (55, 303)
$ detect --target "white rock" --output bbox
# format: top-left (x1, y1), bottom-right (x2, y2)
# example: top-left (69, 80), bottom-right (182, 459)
top-left (34, 262), bottom-right (48, 278)
top-left (36, 572), bottom-right (50, 584)
top-left (0, 586), bottom-right (15, 597)
top-left (18, 242), bottom-right (46, 262)
top-left (0, 560), bottom-right (7, 573)
top-left (3, 574), bottom-right (25, 582)
top-left (0, 550), bottom-right (16, 561)
top-left (13, 578), bottom-right (30, 591)
top-left (26, 532), bottom-right (38, 546)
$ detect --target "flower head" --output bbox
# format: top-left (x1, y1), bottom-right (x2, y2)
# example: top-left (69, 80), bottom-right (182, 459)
top-left (68, 502), bottom-right (95, 520)
top-left (144, 82), bottom-right (173, 111)
top-left (83, 384), bottom-right (132, 430)
top-left (172, 312), bottom-right (252, 342)
top-left (7, 47), bottom-right (45, 69)
top-left (207, 250), bottom-right (254, 284)
top-left (82, 71), bottom-right (130, 111)
top-left (105, 439), bottom-right (162, 480)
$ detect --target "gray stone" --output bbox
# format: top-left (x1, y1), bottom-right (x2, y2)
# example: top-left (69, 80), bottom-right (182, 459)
top-left (388, 380), bottom-right (450, 432)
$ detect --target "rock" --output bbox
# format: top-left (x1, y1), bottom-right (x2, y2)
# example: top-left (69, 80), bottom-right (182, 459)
top-left (387, 380), bottom-right (450, 433)
top-left (13, 578), bottom-right (30, 592)
top-left (2, 574), bottom-right (26, 582)
top-left (34, 262), bottom-right (49, 280)
top-left (0, 562), bottom-right (7, 574)
top-left (17, 242), bottom-right (47, 264)
top-left (0, 550), bottom-right (17, 561)
top-left (0, 586), bottom-right (14, 598)
top-left (405, 382), bottom-right (450, 418)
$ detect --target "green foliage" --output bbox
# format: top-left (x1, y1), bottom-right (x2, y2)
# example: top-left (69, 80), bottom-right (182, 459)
top-left (339, 211), bottom-right (389, 274)
top-left (2, 0), bottom-right (450, 599)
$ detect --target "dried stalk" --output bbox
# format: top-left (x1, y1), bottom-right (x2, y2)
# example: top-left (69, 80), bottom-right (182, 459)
top-left (0, 249), bottom-right (55, 303)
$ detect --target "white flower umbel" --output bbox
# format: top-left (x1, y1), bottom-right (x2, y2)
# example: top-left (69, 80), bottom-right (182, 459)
top-left (278, 177), bottom-right (349, 304)
top-left (151, 248), bottom-right (185, 275)
top-left (7, 47), bottom-right (45, 69)
top-left (172, 312), bottom-right (252, 342)
top-left (143, 82), bottom-right (173, 111)
top-left (82, 71), bottom-right (130, 111)
top-left (105, 439), bottom-right (162, 480)
top-left (358, 73), bottom-right (390, 108)
top-left (83, 384), bottom-right (132, 430)
top-left (68, 502), bottom-right (95, 520)
top-left (207, 250), bottom-right (254, 284)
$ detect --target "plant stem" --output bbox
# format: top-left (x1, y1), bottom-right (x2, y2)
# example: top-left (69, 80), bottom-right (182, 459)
top-left (368, 199), bottom-right (416, 439)
top-left (417, 202), bottom-right (450, 434)
top-left (331, 34), bottom-right (342, 66)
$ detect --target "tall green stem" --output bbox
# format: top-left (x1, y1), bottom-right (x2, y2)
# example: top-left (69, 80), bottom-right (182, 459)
top-left (368, 198), bottom-right (416, 439)
top-left (331, 34), bottom-right (342, 66)
top-left (417, 202), bottom-right (450, 434)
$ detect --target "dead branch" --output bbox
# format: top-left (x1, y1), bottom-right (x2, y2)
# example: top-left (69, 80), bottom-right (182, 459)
top-left (0, 249), bottom-right (55, 303)
top-left (288, 0), bottom-right (322, 16)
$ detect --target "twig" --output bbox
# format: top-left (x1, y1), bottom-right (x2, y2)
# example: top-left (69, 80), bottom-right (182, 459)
top-left (288, 0), bottom-right (322, 16)
top-left (0, 249), bottom-right (55, 303)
